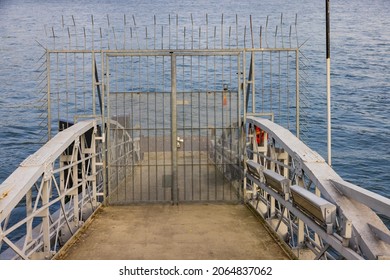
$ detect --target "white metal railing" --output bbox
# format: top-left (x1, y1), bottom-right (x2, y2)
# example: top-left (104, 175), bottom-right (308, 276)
top-left (244, 116), bottom-right (390, 260)
top-left (0, 120), bottom-right (103, 260)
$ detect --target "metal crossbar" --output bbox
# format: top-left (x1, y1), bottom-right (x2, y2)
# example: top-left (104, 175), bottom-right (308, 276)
top-left (0, 120), bottom-right (103, 259)
top-left (245, 116), bottom-right (390, 260)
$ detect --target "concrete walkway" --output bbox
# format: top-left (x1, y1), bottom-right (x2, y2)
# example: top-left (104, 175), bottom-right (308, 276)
top-left (57, 204), bottom-right (291, 260)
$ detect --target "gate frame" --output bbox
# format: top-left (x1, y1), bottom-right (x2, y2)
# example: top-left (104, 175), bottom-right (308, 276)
top-left (103, 49), bottom-right (244, 204)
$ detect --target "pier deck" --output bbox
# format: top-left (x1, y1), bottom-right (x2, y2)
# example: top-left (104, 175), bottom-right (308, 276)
top-left (57, 204), bottom-right (291, 260)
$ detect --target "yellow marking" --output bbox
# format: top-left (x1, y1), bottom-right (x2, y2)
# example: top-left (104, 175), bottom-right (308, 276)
top-left (0, 190), bottom-right (9, 200)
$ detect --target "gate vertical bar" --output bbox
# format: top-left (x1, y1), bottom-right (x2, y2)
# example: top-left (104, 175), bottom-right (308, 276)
top-left (171, 52), bottom-right (178, 204)
top-left (238, 52), bottom-right (244, 201)
top-left (242, 50), bottom-right (247, 123)
top-left (102, 51), bottom-right (108, 202)
top-left (91, 128), bottom-right (98, 208)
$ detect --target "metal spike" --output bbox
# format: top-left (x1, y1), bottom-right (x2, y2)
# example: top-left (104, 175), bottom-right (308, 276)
top-left (275, 26), bottom-right (278, 48)
top-left (221, 13), bottom-right (224, 48)
top-left (265, 15), bottom-right (269, 48)
top-left (35, 39), bottom-right (47, 50)
top-left (281, 13), bottom-right (284, 48)
top-left (260, 26), bottom-right (263, 49)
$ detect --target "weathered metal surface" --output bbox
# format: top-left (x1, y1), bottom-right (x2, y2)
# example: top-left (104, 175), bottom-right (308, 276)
top-left (246, 116), bottom-right (390, 259)
top-left (0, 120), bottom-right (96, 222)
top-left (246, 173), bottom-right (363, 260)
top-left (0, 119), bottom-right (103, 259)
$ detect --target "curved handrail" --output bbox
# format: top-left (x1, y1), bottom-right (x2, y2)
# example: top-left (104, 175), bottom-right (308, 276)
top-left (0, 120), bottom-right (101, 259)
top-left (245, 116), bottom-right (390, 259)
top-left (0, 120), bottom-right (96, 221)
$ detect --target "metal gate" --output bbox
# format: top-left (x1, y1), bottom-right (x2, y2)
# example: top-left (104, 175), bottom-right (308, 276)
top-left (41, 15), bottom-right (302, 205)
top-left (106, 50), bottom-right (243, 204)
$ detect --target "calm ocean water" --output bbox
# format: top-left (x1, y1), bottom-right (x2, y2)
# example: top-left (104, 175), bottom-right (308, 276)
top-left (1, 0), bottom-right (389, 204)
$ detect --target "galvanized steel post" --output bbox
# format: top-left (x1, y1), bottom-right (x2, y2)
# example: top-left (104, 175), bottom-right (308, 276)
top-left (47, 51), bottom-right (51, 140)
top-left (295, 49), bottom-right (300, 139)
top-left (171, 52), bottom-right (178, 204)
top-left (326, 0), bottom-right (332, 166)
top-left (92, 51), bottom-right (96, 116)
top-left (41, 177), bottom-right (51, 256)
top-left (102, 51), bottom-right (108, 203)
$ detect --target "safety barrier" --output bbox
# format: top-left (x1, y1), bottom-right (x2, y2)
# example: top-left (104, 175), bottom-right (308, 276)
top-left (0, 120), bottom-right (102, 259)
top-left (245, 116), bottom-right (390, 260)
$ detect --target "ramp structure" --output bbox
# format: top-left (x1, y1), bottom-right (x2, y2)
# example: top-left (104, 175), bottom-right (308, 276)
top-left (0, 14), bottom-right (389, 260)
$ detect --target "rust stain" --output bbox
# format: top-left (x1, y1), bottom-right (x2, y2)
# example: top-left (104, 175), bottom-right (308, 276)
top-left (0, 191), bottom-right (9, 200)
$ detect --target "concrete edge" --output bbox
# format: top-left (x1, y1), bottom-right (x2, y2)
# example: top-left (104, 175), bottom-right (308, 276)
top-left (245, 202), bottom-right (297, 260)
top-left (52, 204), bottom-right (104, 260)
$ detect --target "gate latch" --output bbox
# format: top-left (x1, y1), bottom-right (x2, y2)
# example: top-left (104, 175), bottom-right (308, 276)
top-left (177, 136), bottom-right (184, 148)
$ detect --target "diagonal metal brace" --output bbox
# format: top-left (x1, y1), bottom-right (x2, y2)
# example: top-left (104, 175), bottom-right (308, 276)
top-left (368, 223), bottom-right (390, 245)
top-left (330, 179), bottom-right (390, 218)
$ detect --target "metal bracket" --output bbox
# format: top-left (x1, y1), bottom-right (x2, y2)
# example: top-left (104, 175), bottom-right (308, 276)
top-left (340, 218), bottom-right (352, 247)
top-left (293, 152), bottom-right (303, 178)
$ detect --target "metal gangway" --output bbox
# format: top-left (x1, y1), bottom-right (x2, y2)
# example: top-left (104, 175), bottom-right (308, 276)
top-left (1, 14), bottom-right (389, 260)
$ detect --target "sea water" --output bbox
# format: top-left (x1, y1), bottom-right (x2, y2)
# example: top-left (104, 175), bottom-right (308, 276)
top-left (0, 0), bottom-right (389, 218)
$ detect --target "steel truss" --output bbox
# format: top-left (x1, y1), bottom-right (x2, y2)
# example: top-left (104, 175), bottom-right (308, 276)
top-left (0, 120), bottom-right (103, 259)
top-left (245, 116), bottom-right (390, 260)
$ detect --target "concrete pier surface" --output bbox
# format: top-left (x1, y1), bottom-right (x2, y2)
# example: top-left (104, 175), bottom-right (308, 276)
top-left (57, 204), bottom-right (291, 260)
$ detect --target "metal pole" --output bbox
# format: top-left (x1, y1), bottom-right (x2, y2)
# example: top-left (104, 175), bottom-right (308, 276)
top-left (326, 0), bottom-right (332, 166)
top-left (94, 57), bottom-right (103, 115)
top-left (47, 51), bottom-right (51, 140)
top-left (171, 52), bottom-right (178, 205)
top-left (243, 51), bottom-right (247, 123)
top-left (296, 49), bottom-right (300, 139)
top-left (102, 51), bottom-right (109, 203)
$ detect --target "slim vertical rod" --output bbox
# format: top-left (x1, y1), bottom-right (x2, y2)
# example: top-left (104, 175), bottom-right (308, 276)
top-left (326, 0), bottom-right (332, 166)
top-left (171, 53), bottom-right (178, 204)
top-left (296, 49), bottom-right (300, 139)
top-left (47, 51), bottom-right (51, 140)
top-left (102, 51), bottom-right (108, 203)
top-left (42, 179), bottom-right (51, 255)
top-left (94, 58), bottom-right (103, 115)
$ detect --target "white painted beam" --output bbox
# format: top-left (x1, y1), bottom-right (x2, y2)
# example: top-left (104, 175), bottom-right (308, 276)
top-left (0, 120), bottom-right (96, 223)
